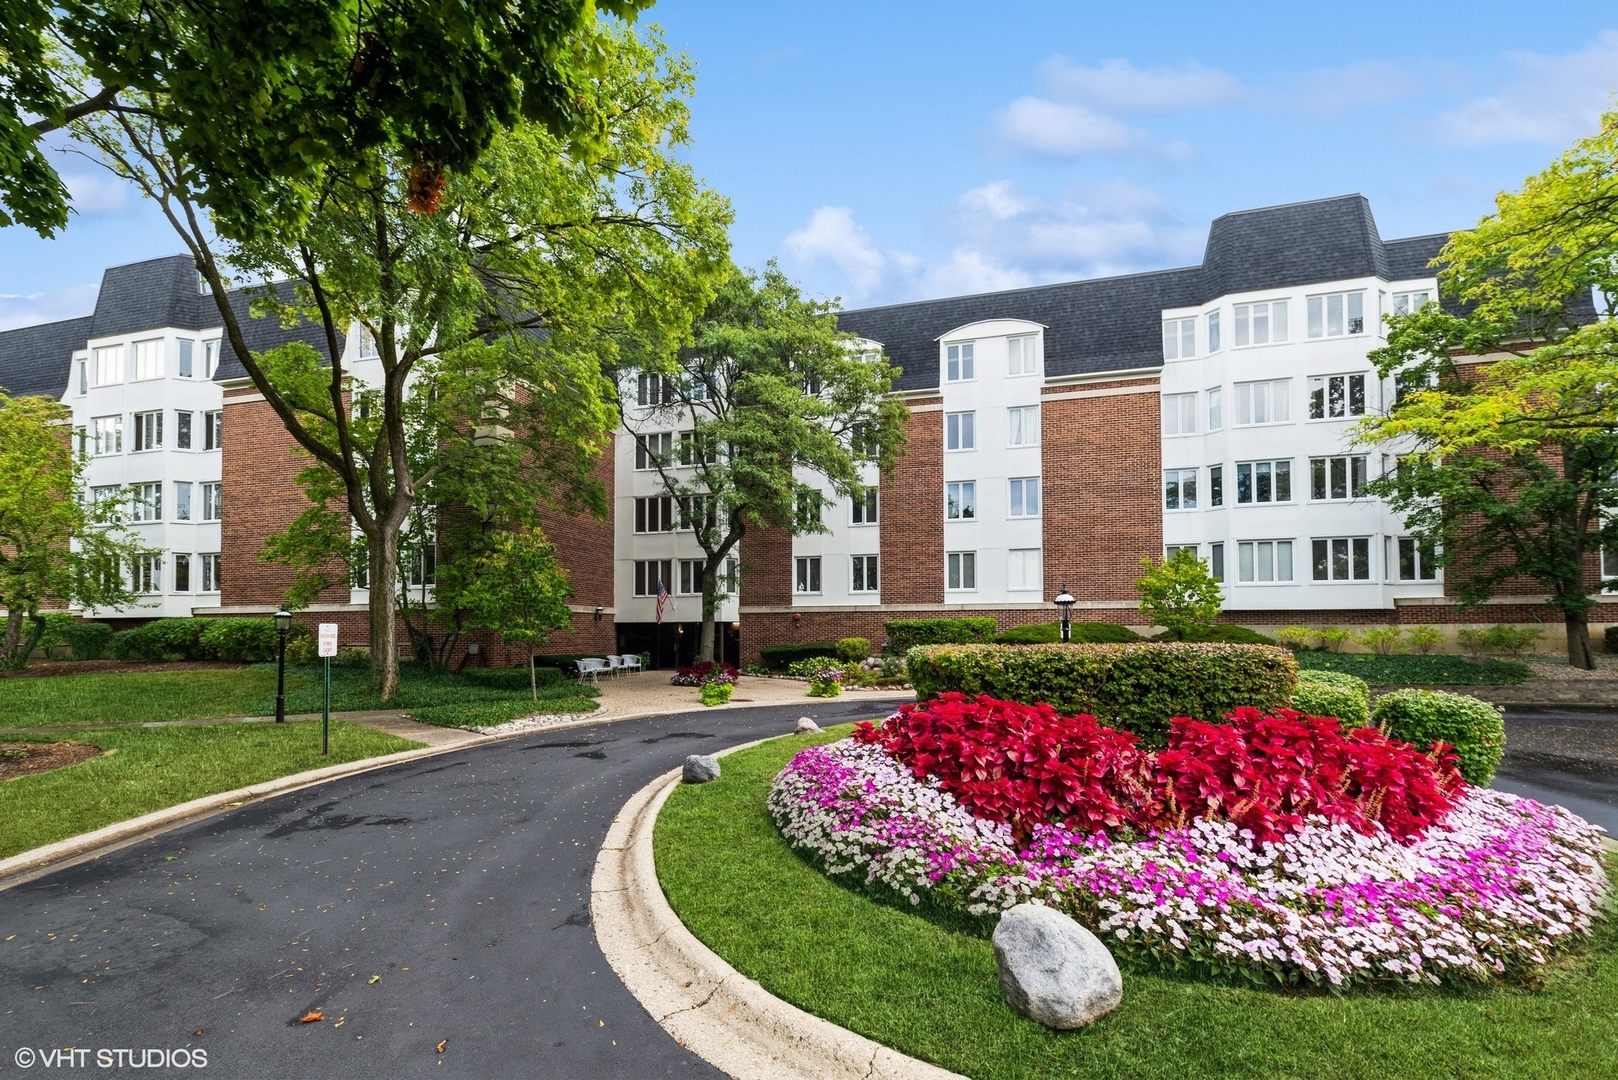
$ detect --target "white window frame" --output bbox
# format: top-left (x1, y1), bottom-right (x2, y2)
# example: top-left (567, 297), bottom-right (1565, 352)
top-left (1007, 548), bottom-right (1042, 592)
top-left (946, 551), bottom-right (977, 591)
top-left (1308, 373), bottom-right (1369, 420)
top-left (851, 554), bottom-right (879, 593)
top-left (178, 340), bottom-right (194, 378)
top-left (176, 411), bottom-right (193, 450)
top-left (201, 482), bottom-right (223, 521)
top-left (1233, 299), bottom-right (1289, 347)
top-left (1235, 459), bottom-right (1293, 504)
top-left (1163, 392), bottom-right (1197, 436)
top-left (634, 431), bottom-right (674, 470)
top-left (203, 411), bottom-right (224, 451)
top-left (1006, 334), bottom-right (1040, 376)
top-left (677, 559), bottom-right (705, 595)
top-left (1392, 290), bottom-right (1433, 317)
top-left (130, 482), bottom-right (163, 522)
top-left (133, 554), bottom-right (162, 593)
top-left (795, 556), bottom-right (822, 594)
top-left (1207, 310), bottom-right (1221, 353)
top-left (204, 340), bottom-right (220, 378)
top-left (1309, 455), bottom-right (1369, 501)
top-left (132, 338), bottom-right (163, 381)
top-left (173, 553), bottom-right (192, 593)
top-left (945, 411), bottom-right (975, 451)
top-left (945, 342), bottom-right (975, 382)
top-left (1390, 536), bottom-right (1441, 582)
top-left (1237, 539), bottom-right (1294, 583)
top-left (1164, 468), bottom-right (1198, 511)
top-left (75, 358), bottom-right (88, 394)
top-left (1233, 379), bottom-right (1291, 426)
top-left (946, 481), bottom-right (976, 520)
top-left (1210, 542), bottom-right (1225, 582)
top-left (1312, 537), bottom-right (1373, 582)
top-left (201, 553), bottom-right (222, 593)
top-left (93, 344), bottom-right (123, 386)
top-left (633, 496), bottom-right (675, 533)
top-left (174, 482), bottom-right (193, 521)
top-left (633, 559), bottom-right (673, 597)
top-left (1008, 476), bottom-right (1040, 518)
top-left (1162, 317), bottom-right (1195, 360)
top-left (1209, 464), bottom-right (1224, 507)
top-left (1306, 291), bottom-right (1367, 339)
top-left (133, 410), bottom-right (162, 452)
top-left (851, 486), bottom-right (878, 525)
top-left (90, 415), bottom-right (123, 455)
top-left (1207, 386), bottom-right (1222, 430)
top-left (1007, 405), bottom-right (1040, 447)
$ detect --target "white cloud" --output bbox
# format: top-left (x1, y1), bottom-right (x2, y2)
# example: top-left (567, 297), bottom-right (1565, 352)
top-left (1036, 57), bottom-right (1246, 113)
top-left (0, 283), bottom-right (100, 332)
top-left (783, 206), bottom-right (887, 293)
top-left (1436, 30), bottom-right (1618, 146)
top-left (992, 97), bottom-right (1192, 160)
top-left (61, 170), bottom-right (133, 215)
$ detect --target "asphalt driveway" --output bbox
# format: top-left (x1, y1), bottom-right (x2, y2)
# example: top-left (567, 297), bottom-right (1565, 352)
top-left (0, 697), bottom-right (908, 1079)
top-left (1493, 706), bottom-right (1618, 836)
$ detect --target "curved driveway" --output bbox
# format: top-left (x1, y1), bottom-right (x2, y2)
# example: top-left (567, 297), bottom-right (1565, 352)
top-left (0, 698), bottom-right (907, 1079)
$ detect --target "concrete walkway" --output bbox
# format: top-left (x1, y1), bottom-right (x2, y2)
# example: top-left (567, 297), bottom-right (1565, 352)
top-left (590, 671), bottom-right (910, 722)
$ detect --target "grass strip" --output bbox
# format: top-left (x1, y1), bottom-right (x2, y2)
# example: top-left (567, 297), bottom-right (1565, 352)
top-left (1296, 652), bottom-right (1532, 686)
top-left (655, 726), bottom-right (1618, 1080)
top-left (0, 721), bottom-right (420, 859)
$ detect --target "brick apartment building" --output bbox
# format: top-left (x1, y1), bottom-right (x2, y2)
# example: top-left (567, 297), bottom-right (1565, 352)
top-left (1, 195), bottom-right (1609, 664)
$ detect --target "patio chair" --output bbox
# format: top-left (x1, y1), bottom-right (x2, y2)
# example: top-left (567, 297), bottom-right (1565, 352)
top-left (605, 654), bottom-right (626, 678)
top-left (619, 654), bottom-right (642, 675)
top-left (576, 657), bottom-right (610, 685)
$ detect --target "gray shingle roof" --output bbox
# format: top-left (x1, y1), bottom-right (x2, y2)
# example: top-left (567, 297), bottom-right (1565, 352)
top-left (88, 255), bottom-right (213, 339)
top-left (210, 280), bottom-right (333, 383)
top-left (0, 315), bottom-right (93, 399)
top-left (838, 194), bottom-right (1466, 391)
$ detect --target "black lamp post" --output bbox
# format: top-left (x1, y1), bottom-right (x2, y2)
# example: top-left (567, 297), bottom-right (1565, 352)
top-left (1053, 587), bottom-right (1076, 643)
top-left (273, 609), bottom-right (292, 723)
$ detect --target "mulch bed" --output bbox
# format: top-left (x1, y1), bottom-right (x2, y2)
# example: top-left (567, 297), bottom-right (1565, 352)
top-left (0, 741), bottom-right (107, 781)
top-left (0, 660), bottom-right (252, 679)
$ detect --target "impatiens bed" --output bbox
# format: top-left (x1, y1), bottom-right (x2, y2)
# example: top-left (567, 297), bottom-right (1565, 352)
top-left (768, 695), bottom-right (1609, 988)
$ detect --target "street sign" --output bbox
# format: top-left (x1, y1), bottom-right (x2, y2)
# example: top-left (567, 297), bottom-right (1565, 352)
top-left (318, 623), bottom-right (339, 658)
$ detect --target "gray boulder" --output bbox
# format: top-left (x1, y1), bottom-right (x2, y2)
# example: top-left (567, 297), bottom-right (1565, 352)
top-left (794, 716), bottom-right (822, 734)
top-left (992, 903), bottom-right (1121, 1029)
top-left (682, 754), bottom-right (721, 784)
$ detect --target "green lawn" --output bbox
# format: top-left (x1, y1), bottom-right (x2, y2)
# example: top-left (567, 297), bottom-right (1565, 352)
top-left (0, 663), bottom-right (598, 730)
top-left (0, 721), bottom-right (420, 859)
top-left (656, 726), bottom-right (1618, 1080)
top-left (1295, 652), bottom-right (1532, 686)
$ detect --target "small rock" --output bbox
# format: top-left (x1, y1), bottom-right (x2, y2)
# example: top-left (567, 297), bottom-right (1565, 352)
top-left (682, 754), bottom-right (721, 784)
top-left (993, 903), bottom-right (1121, 1029)
top-left (794, 717), bottom-right (822, 734)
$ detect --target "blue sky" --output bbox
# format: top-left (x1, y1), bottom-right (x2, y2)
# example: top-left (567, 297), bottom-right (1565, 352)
top-left (3, 1), bottom-right (1615, 328)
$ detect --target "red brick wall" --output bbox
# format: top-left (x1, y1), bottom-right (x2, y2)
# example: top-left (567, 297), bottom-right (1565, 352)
top-left (742, 523), bottom-right (793, 607)
top-left (1042, 380), bottom-right (1162, 602)
top-left (881, 399), bottom-right (944, 605)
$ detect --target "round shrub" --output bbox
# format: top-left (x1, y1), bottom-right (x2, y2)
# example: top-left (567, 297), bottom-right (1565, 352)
top-left (994, 621), bottom-right (1143, 645)
top-left (110, 618), bottom-right (208, 662)
top-left (1371, 689), bottom-right (1506, 786)
top-left (61, 621), bottom-right (113, 660)
top-left (1154, 624), bottom-right (1278, 645)
top-left (835, 637), bottom-right (872, 662)
top-left (700, 680), bottom-right (735, 706)
top-left (883, 617), bottom-right (998, 653)
top-left (196, 617), bottom-right (288, 662)
top-left (1290, 669), bottom-right (1371, 728)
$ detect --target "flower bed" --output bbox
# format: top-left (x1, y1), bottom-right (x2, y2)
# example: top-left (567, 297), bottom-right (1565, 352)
top-left (768, 697), bottom-right (1609, 989)
top-left (670, 660), bottom-right (738, 687)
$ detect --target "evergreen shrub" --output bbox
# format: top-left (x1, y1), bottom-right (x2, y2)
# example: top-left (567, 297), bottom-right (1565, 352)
top-left (1290, 669), bottom-right (1371, 728)
top-left (759, 643), bottom-right (839, 671)
top-left (883, 617), bottom-right (998, 653)
top-left (993, 621), bottom-right (1143, 645)
top-left (1371, 689), bottom-right (1506, 786)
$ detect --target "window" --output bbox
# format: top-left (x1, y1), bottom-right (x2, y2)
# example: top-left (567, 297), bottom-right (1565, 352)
top-left (1207, 310), bottom-right (1221, 353)
top-left (408, 544), bottom-right (437, 586)
top-left (1162, 317), bottom-right (1195, 360)
top-left (1393, 537), bottom-right (1439, 581)
top-left (633, 496), bottom-right (674, 532)
top-left (633, 559), bottom-right (673, 597)
top-left (1310, 456), bottom-right (1369, 500)
top-left (133, 410), bottom-right (162, 451)
top-left (636, 372), bottom-right (673, 407)
top-left (1210, 542), bottom-right (1225, 582)
top-left (1166, 544), bottom-right (1198, 560)
top-left (678, 559), bottom-right (705, 595)
top-left (204, 340), bottom-right (220, 378)
top-left (173, 554), bottom-right (191, 592)
top-left (133, 338), bottom-right (163, 380)
top-left (201, 554), bottom-right (222, 593)
top-left (678, 495), bottom-right (715, 532)
top-left (93, 345), bottom-right (123, 386)
top-left (1233, 379), bottom-right (1290, 425)
top-left (133, 554), bottom-right (162, 593)
top-left (178, 340), bottom-right (194, 378)
top-left (131, 482), bottom-right (162, 522)
top-left (1306, 291), bottom-right (1366, 338)
top-left (357, 328), bottom-right (378, 359)
top-left (946, 342), bottom-right (974, 381)
top-left (90, 485), bottom-right (121, 516)
top-left (678, 430), bottom-right (714, 466)
top-left (1008, 548), bottom-right (1042, 591)
top-left (1007, 405), bottom-right (1040, 446)
top-left (203, 411), bottom-right (223, 451)
top-left (201, 482), bottom-right (223, 521)
top-left (91, 415), bottom-right (123, 455)
top-left (946, 551), bottom-right (976, 590)
top-left (1209, 464), bottom-right (1224, 507)
top-left (850, 423), bottom-right (880, 461)
top-left (1237, 540), bottom-right (1294, 583)
top-left (1313, 537), bottom-right (1372, 581)
top-left (1162, 392), bottom-right (1196, 435)
top-left (945, 411), bottom-right (975, 450)
top-left (795, 556), bottom-right (822, 594)
top-left (1308, 373), bottom-right (1368, 419)
top-left (174, 482), bottom-right (192, 521)
top-left (1008, 476), bottom-right (1040, 517)
top-left (801, 369), bottom-right (823, 396)
top-left (73, 426), bottom-right (87, 458)
top-left (1207, 386), bottom-right (1223, 430)
top-left (1006, 335), bottom-right (1039, 375)
top-left (634, 431), bottom-right (673, 469)
top-left (1235, 460), bottom-right (1292, 504)
top-left (1392, 290), bottom-right (1432, 316)
top-left (946, 481), bottom-right (976, 520)
top-left (76, 359), bottom-right (87, 394)
top-left (851, 486), bottom-right (878, 524)
top-left (1233, 300), bottom-right (1288, 346)
top-left (176, 411), bottom-right (193, 449)
top-left (1164, 468), bottom-right (1197, 510)
top-left (851, 554), bottom-right (879, 593)
top-left (724, 556), bottom-right (740, 593)
top-left (795, 488), bottom-right (822, 530)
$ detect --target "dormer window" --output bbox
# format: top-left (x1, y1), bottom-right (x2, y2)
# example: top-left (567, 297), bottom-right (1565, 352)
top-left (1006, 335), bottom-right (1039, 375)
top-left (945, 342), bottom-right (974, 382)
top-left (357, 328), bottom-right (379, 360)
top-left (1162, 317), bottom-right (1195, 360)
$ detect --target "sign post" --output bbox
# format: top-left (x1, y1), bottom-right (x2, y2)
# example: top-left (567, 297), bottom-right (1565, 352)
top-left (317, 623), bottom-right (339, 755)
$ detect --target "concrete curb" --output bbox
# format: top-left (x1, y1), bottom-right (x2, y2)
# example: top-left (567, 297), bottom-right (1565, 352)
top-left (591, 737), bottom-right (964, 1080)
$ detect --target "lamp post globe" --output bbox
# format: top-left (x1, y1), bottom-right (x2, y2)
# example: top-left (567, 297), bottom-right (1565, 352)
top-left (273, 609), bottom-right (292, 723)
top-left (1053, 587), bottom-right (1076, 643)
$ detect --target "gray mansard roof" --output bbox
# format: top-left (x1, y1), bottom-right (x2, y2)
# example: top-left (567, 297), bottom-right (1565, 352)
top-left (0, 315), bottom-right (93, 398)
top-left (838, 194), bottom-right (1462, 393)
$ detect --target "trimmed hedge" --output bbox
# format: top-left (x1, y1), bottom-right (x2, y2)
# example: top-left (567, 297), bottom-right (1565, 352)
top-left (110, 618), bottom-right (209, 662)
top-left (1153, 624), bottom-right (1279, 645)
top-left (993, 621), bottom-right (1143, 645)
top-left (198, 618), bottom-right (291, 662)
top-left (906, 642), bottom-right (1298, 746)
top-left (884, 617), bottom-right (998, 654)
top-left (1290, 669), bottom-right (1371, 728)
top-left (460, 665), bottom-right (565, 691)
top-left (759, 643), bottom-right (840, 671)
top-left (836, 637), bottom-right (872, 662)
top-left (61, 621), bottom-right (114, 660)
top-left (1371, 689), bottom-right (1506, 787)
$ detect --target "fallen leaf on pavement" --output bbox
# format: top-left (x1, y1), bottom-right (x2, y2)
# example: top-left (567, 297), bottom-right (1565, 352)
top-left (435, 1039), bottom-right (447, 1054)
top-left (368, 975), bottom-right (381, 985)
top-left (300, 1011), bottom-right (324, 1023)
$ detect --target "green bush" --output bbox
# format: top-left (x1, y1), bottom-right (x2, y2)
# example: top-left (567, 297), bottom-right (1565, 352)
top-left (196, 618), bottom-right (287, 662)
top-left (1371, 688), bottom-right (1506, 786)
top-left (883, 617), bottom-right (998, 654)
top-left (807, 671), bottom-right (843, 697)
top-left (32, 611), bottom-right (77, 653)
top-left (759, 643), bottom-right (839, 671)
top-left (61, 621), bottom-right (113, 661)
top-left (700, 681), bottom-right (735, 706)
top-left (110, 618), bottom-right (210, 662)
top-left (993, 621), bottom-right (1142, 645)
top-left (1273, 626), bottom-right (1317, 651)
top-left (836, 637), bottom-right (872, 662)
top-left (788, 657), bottom-right (846, 679)
top-left (906, 642), bottom-right (1297, 747)
top-left (1482, 624), bottom-right (1544, 659)
top-left (1317, 627), bottom-right (1352, 652)
top-left (1357, 627), bottom-right (1406, 656)
top-left (1152, 624), bottom-right (1277, 645)
top-left (1290, 669), bottom-right (1371, 728)
top-left (1296, 651), bottom-right (1530, 686)
top-left (460, 665), bottom-right (564, 692)
top-left (1456, 628), bottom-right (1489, 656)
top-left (1406, 626), bottom-right (1444, 654)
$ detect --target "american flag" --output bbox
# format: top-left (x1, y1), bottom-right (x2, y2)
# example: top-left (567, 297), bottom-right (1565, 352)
top-left (655, 577), bottom-right (669, 624)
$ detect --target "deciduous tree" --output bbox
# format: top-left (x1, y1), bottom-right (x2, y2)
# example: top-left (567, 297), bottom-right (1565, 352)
top-left (1135, 548), bottom-right (1223, 641)
top-left (459, 532), bottom-right (575, 699)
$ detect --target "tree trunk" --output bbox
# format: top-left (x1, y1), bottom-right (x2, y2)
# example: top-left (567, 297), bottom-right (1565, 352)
top-left (1565, 609), bottom-right (1595, 670)
top-left (697, 581), bottom-right (717, 663)
top-left (2, 609), bottom-right (23, 669)
top-left (529, 645), bottom-right (537, 700)
top-left (368, 531), bottom-right (401, 700)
